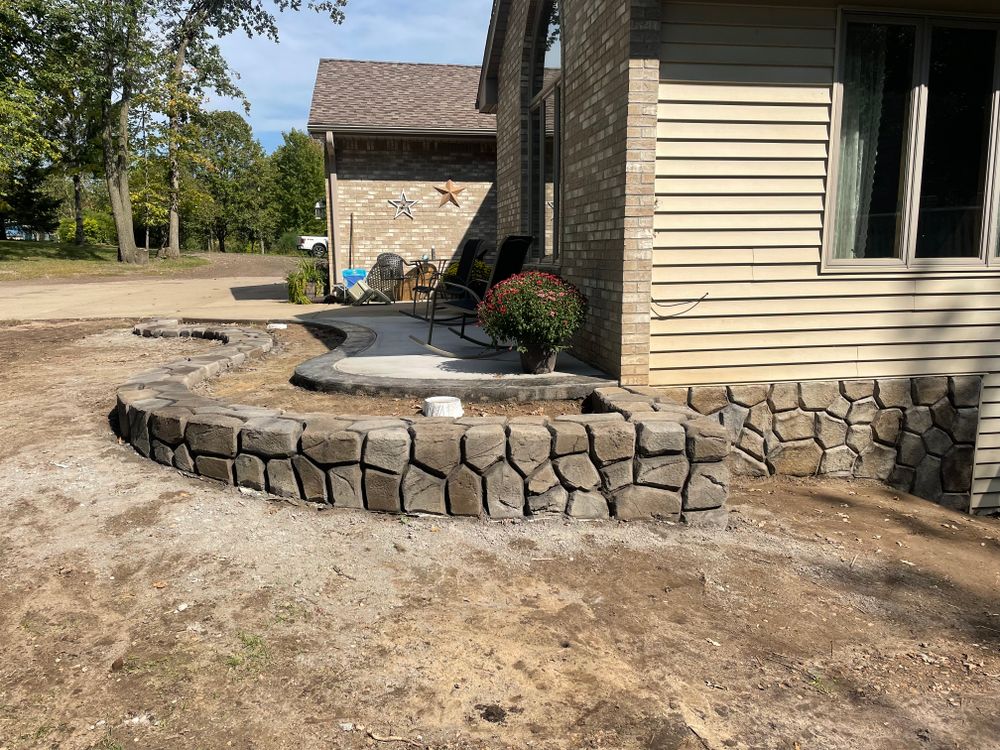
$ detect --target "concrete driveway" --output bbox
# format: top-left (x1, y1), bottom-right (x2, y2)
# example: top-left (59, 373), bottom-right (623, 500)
top-left (0, 275), bottom-right (339, 322)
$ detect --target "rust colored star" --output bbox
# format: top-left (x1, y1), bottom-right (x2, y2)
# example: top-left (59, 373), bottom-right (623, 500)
top-left (434, 179), bottom-right (465, 207)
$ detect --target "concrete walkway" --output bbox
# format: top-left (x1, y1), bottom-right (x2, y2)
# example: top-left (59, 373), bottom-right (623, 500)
top-left (0, 276), bottom-right (339, 322)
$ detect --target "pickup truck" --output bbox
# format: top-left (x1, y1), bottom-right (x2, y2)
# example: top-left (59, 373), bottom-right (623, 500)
top-left (297, 235), bottom-right (327, 257)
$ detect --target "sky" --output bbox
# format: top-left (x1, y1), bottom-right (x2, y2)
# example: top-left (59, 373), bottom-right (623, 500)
top-left (207, 0), bottom-right (495, 152)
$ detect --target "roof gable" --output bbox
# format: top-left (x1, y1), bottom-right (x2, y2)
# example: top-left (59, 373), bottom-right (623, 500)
top-left (477, 0), bottom-right (512, 113)
top-left (308, 59), bottom-right (496, 136)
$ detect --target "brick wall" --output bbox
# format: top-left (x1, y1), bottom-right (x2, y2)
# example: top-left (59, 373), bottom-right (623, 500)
top-left (492, 0), bottom-right (659, 384)
top-left (495, 1), bottom-right (534, 237)
top-left (333, 136), bottom-right (497, 270)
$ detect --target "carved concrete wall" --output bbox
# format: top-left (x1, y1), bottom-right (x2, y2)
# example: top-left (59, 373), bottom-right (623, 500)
top-left (594, 379), bottom-right (982, 512)
top-left (117, 321), bottom-right (731, 526)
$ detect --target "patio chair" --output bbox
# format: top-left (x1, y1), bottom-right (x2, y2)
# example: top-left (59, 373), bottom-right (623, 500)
top-left (409, 234), bottom-right (533, 357)
top-left (368, 252), bottom-right (405, 300)
top-left (406, 238), bottom-right (484, 320)
top-left (346, 252), bottom-right (405, 305)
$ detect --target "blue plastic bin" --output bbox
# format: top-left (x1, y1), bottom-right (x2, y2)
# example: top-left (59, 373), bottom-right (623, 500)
top-left (342, 268), bottom-right (367, 288)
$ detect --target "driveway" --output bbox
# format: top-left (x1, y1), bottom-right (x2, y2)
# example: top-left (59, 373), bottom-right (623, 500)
top-left (0, 274), bottom-right (338, 322)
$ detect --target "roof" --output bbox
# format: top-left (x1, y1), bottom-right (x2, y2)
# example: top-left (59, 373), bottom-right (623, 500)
top-left (478, 0), bottom-right (513, 113)
top-left (308, 59), bottom-right (496, 137)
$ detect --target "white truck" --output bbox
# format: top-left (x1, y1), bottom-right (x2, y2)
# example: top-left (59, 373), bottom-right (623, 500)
top-left (297, 235), bottom-right (328, 257)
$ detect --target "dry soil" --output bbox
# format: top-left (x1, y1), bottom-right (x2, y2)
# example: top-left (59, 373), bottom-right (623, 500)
top-left (1, 320), bottom-right (999, 750)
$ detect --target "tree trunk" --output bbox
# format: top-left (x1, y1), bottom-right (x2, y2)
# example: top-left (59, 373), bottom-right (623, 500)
top-left (72, 173), bottom-right (85, 245)
top-left (102, 88), bottom-right (142, 264)
top-left (164, 22), bottom-right (199, 261)
top-left (217, 232), bottom-right (226, 254)
top-left (0, 213), bottom-right (6, 242)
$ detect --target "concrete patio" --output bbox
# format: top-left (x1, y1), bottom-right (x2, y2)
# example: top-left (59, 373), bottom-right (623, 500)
top-left (296, 305), bottom-right (615, 400)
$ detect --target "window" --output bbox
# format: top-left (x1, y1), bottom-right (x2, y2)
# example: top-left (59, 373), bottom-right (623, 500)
top-left (830, 14), bottom-right (1000, 267)
top-left (527, 0), bottom-right (561, 261)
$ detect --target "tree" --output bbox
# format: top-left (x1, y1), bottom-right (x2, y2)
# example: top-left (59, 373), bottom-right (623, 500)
top-left (0, 162), bottom-right (61, 238)
top-left (270, 129), bottom-right (325, 236)
top-left (191, 111), bottom-right (269, 253)
top-left (2, 0), bottom-right (102, 244)
top-left (0, 1), bottom-right (59, 175)
top-left (159, 0), bottom-right (349, 258)
top-left (70, 0), bottom-right (160, 263)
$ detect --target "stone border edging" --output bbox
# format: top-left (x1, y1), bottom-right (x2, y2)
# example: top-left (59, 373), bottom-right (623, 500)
top-left (290, 319), bottom-right (617, 401)
top-left (115, 320), bottom-right (731, 526)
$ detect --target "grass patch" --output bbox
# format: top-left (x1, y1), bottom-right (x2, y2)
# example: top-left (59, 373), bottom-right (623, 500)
top-left (91, 735), bottom-right (125, 750)
top-left (224, 631), bottom-right (270, 673)
top-left (0, 240), bottom-right (208, 281)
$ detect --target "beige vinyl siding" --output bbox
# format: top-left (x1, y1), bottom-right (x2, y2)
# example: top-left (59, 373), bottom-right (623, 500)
top-left (973, 376), bottom-right (1000, 511)
top-left (652, 1), bottom-right (1000, 392)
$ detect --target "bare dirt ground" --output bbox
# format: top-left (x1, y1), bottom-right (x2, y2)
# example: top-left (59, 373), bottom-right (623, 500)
top-left (198, 323), bottom-right (584, 418)
top-left (2, 320), bottom-right (1000, 750)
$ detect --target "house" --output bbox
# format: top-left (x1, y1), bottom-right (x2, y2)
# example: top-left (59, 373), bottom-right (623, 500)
top-left (307, 60), bottom-right (497, 274)
top-left (477, 0), bottom-right (1000, 513)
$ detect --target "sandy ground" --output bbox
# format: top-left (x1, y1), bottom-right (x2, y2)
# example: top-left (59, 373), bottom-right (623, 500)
top-left (0, 254), bottom-right (324, 322)
top-left (1, 320), bottom-right (1000, 750)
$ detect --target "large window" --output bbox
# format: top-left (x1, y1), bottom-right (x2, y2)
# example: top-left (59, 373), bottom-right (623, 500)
top-left (829, 14), bottom-right (1000, 267)
top-left (527, 0), bottom-right (561, 262)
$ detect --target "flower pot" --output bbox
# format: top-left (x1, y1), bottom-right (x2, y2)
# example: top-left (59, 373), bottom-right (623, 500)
top-left (519, 346), bottom-right (558, 375)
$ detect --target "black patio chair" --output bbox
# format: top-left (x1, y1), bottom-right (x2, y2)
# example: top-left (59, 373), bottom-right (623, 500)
top-left (406, 238), bottom-right (484, 320)
top-left (409, 234), bottom-right (533, 358)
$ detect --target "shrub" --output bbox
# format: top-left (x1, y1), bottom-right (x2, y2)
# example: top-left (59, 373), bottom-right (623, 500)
top-left (286, 258), bottom-right (325, 305)
top-left (273, 231), bottom-right (301, 255)
top-left (477, 271), bottom-right (588, 353)
top-left (442, 259), bottom-right (492, 285)
top-left (56, 214), bottom-right (117, 245)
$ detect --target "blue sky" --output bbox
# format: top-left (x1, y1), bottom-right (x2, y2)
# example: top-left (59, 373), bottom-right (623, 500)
top-left (208, 0), bottom-right (494, 152)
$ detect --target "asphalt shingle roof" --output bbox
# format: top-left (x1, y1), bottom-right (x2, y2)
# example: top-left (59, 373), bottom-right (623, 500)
top-left (308, 59), bottom-right (496, 134)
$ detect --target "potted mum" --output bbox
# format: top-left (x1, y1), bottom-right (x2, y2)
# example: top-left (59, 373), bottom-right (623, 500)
top-left (477, 271), bottom-right (588, 374)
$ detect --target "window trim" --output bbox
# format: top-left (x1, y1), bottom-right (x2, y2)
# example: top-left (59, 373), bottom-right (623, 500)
top-left (822, 10), bottom-right (1000, 273)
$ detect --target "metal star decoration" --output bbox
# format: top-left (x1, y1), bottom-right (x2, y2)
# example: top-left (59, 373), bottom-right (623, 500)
top-left (388, 191), bottom-right (419, 219)
top-left (434, 179), bottom-right (465, 208)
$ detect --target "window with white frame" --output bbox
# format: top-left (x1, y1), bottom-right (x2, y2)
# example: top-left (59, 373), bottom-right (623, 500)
top-left (829, 14), bottom-right (1000, 266)
top-left (527, 0), bottom-right (561, 262)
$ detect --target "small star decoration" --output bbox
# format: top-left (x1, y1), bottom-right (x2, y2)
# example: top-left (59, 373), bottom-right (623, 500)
top-left (434, 179), bottom-right (465, 208)
top-left (388, 191), bottom-right (419, 220)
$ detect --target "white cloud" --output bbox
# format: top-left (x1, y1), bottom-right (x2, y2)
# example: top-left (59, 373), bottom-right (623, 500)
top-left (207, 0), bottom-right (494, 150)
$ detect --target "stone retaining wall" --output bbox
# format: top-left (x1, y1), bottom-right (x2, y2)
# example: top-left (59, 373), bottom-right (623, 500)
top-left (116, 321), bottom-right (730, 525)
top-left (592, 378), bottom-right (982, 511)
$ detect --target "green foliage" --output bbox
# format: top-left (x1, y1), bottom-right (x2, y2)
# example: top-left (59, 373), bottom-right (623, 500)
top-left (0, 83), bottom-right (57, 174)
top-left (286, 257), bottom-right (324, 304)
top-left (270, 129), bottom-right (325, 235)
top-left (189, 110), bottom-right (273, 252)
top-left (224, 631), bottom-right (270, 672)
top-left (1, 0), bottom-right (353, 259)
top-left (443, 259), bottom-right (492, 285)
top-left (0, 162), bottom-right (61, 233)
top-left (57, 214), bottom-right (116, 244)
top-left (477, 271), bottom-right (588, 353)
top-left (273, 230), bottom-right (301, 254)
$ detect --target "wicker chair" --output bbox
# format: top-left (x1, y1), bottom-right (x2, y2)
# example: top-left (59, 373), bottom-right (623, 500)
top-left (366, 253), bottom-right (405, 301)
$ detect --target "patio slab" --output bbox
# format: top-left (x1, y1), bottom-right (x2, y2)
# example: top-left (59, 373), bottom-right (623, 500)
top-left (293, 305), bottom-right (616, 400)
